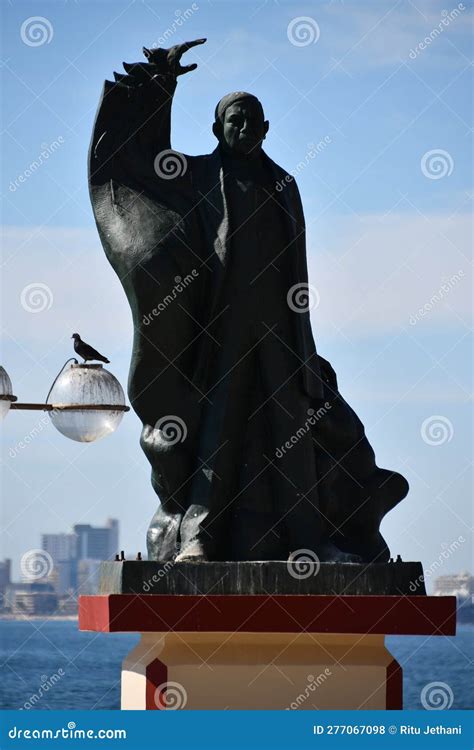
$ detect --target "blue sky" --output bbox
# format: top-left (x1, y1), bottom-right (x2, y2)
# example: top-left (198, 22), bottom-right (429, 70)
top-left (1, 0), bottom-right (472, 586)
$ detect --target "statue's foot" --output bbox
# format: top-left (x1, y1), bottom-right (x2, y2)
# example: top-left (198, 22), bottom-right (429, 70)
top-left (175, 539), bottom-right (208, 562)
top-left (316, 541), bottom-right (362, 563)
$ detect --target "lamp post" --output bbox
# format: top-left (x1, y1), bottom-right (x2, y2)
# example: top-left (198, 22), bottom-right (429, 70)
top-left (1, 359), bottom-right (129, 442)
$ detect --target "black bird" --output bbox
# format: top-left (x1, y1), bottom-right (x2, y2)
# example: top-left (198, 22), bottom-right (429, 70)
top-left (71, 333), bottom-right (110, 364)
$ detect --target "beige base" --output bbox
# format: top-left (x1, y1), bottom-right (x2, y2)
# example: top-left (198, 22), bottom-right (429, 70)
top-left (121, 631), bottom-right (398, 710)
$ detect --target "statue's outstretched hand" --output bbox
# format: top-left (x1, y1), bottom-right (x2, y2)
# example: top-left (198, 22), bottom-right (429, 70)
top-left (144, 38), bottom-right (206, 76)
top-left (116, 39), bottom-right (206, 86)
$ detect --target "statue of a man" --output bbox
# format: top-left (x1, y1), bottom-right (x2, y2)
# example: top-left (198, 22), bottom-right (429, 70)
top-left (89, 39), bottom-right (408, 563)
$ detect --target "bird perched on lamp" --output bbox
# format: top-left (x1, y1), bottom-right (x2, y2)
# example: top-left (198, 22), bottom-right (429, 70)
top-left (72, 333), bottom-right (110, 364)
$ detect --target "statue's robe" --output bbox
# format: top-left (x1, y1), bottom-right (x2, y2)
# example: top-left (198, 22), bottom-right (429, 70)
top-left (88, 65), bottom-right (408, 562)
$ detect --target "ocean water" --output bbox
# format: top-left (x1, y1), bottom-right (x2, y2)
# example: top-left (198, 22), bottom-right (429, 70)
top-left (0, 621), bottom-right (472, 710)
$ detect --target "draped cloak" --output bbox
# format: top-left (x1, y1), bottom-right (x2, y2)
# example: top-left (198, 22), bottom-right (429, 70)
top-left (88, 66), bottom-right (409, 562)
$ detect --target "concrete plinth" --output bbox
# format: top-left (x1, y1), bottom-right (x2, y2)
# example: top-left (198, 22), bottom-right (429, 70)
top-left (78, 591), bottom-right (456, 711)
top-left (121, 631), bottom-right (401, 710)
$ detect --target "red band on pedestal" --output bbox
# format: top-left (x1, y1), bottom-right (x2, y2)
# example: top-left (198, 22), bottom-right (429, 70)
top-left (79, 594), bottom-right (456, 636)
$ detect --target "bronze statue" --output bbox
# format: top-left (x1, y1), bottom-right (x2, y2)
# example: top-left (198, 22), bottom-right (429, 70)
top-left (88, 39), bottom-right (408, 563)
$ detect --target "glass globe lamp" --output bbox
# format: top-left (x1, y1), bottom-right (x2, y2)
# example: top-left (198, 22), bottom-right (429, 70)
top-left (0, 366), bottom-right (17, 421)
top-left (47, 364), bottom-right (128, 442)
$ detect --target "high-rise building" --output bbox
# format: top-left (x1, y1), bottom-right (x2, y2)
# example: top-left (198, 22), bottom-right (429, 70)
top-left (77, 559), bottom-right (103, 595)
top-left (73, 518), bottom-right (119, 561)
top-left (0, 559), bottom-right (11, 609)
top-left (41, 533), bottom-right (78, 593)
top-left (41, 533), bottom-right (77, 564)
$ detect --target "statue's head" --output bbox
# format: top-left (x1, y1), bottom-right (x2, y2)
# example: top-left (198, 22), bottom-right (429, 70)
top-left (213, 92), bottom-right (269, 158)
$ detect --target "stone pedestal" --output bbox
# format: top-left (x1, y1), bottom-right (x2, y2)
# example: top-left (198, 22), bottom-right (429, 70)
top-left (120, 631), bottom-right (400, 710)
top-left (79, 566), bottom-right (456, 711)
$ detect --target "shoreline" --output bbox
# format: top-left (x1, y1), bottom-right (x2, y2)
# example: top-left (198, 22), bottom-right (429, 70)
top-left (0, 615), bottom-right (78, 622)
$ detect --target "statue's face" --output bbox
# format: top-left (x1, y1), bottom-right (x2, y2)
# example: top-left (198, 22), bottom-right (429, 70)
top-left (218, 100), bottom-right (269, 158)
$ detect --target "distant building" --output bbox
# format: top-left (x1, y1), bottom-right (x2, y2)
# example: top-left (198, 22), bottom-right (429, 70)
top-left (433, 571), bottom-right (473, 599)
top-left (42, 533), bottom-right (77, 564)
top-left (77, 559), bottom-right (102, 595)
top-left (57, 593), bottom-right (78, 616)
top-left (6, 582), bottom-right (58, 616)
top-left (433, 572), bottom-right (474, 624)
top-left (41, 534), bottom-right (78, 593)
top-left (38, 519), bottom-right (119, 596)
top-left (74, 518), bottom-right (119, 562)
top-left (0, 559), bottom-right (11, 606)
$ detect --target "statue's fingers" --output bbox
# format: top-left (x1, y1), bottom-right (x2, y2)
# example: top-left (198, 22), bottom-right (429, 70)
top-left (177, 63), bottom-right (198, 75)
top-left (177, 38), bottom-right (207, 56)
top-left (123, 61), bottom-right (147, 74)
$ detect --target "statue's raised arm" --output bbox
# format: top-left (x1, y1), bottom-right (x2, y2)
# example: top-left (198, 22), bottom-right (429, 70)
top-left (89, 39), bottom-right (206, 186)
